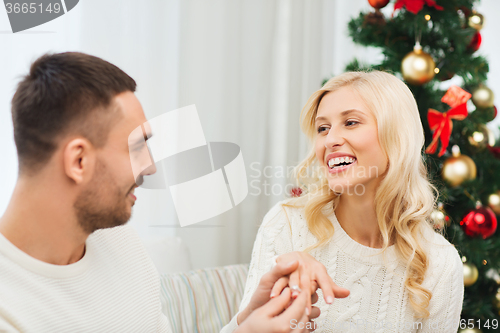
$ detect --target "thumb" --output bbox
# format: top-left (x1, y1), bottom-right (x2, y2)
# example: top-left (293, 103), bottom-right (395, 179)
top-left (259, 287), bottom-right (293, 317)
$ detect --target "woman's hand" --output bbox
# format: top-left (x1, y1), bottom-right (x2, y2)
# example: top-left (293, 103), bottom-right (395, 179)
top-left (236, 288), bottom-right (312, 333)
top-left (272, 251), bottom-right (350, 313)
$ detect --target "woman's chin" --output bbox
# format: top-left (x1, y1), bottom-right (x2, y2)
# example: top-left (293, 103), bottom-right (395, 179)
top-left (327, 178), bottom-right (367, 196)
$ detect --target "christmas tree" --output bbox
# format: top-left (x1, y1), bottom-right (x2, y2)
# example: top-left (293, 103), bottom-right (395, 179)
top-left (342, 0), bottom-right (500, 331)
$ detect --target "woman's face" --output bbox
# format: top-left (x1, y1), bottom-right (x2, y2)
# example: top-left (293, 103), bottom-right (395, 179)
top-left (315, 86), bottom-right (388, 195)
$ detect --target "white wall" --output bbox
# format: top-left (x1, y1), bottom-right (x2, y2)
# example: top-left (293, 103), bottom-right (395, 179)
top-left (0, 0), bottom-right (182, 240)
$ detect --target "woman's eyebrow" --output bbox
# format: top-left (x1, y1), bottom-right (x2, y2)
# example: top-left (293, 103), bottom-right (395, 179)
top-left (315, 109), bottom-right (365, 123)
top-left (315, 116), bottom-right (328, 124)
top-left (340, 109), bottom-right (364, 116)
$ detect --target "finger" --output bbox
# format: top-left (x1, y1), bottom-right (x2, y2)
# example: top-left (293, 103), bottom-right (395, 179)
top-left (289, 270), bottom-right (301, 299)
top-left (261, 287), bottom-right (293, 317)
top-left (309, 306), bottom-right (320, 320)
top-left (297, 312), bottom-right (311, 332)
top-left (310, 281), bottom-right (318, 294)
top-left (312, 269), bottom-right (335, 304)
top-left (298, 265), bottom-right (312, 313)
top-left (311, 291), bottom-right (318, 305)
top-left (332, 282), bottom-right (350, 299)
top-left (274, 289), bottom-right (308, 327)
top-left (263, 260), bottom-right (299, 288)
top-left (271, 276), bottom-right (289, 298)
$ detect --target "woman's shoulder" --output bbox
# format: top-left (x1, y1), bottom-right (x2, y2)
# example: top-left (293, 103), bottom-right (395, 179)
top-left (420, 225), bottom-right (462, 277)
top-left (261, 197), bottom-right (307, 228)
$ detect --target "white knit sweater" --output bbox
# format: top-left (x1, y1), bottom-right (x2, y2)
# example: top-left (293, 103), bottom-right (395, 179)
top-left (222, 199), bottom-right (464, 333)
top-left (0, 225), bottom-right (172, 333)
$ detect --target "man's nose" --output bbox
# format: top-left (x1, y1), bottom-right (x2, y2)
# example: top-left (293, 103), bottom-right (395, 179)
top-left (142, 154), bottom-right (157, 176)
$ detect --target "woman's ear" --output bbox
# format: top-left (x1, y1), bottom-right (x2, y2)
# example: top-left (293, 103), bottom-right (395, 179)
top-left (63, 138), bottom-right (95, 185)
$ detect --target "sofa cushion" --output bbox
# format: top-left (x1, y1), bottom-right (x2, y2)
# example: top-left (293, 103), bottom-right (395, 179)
top-left (159, 263), bottom-right (249, 333)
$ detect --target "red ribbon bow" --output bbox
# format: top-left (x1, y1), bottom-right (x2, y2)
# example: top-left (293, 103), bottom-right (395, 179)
top-left (394, 0), bottom-right (444, 15)
top-left (425, 86), bottom-right (471, 157)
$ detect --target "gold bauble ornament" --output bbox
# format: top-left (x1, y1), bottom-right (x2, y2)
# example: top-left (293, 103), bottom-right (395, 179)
top-left (458, 328), bottom-right (482, 333)
top-left (463, 261), bottom-right (479, 287)
top-left (494, 287), bottom-right (500, 315)
top-left (430, 203), bottom-right (449, 230)
top-left (472, 86), bottom-right (495, 108)
top-left (468, 124), bottom-right (496, 148)
top-left (401, 43), bottom-right (436, 86)
top-left (468, 11), bottom-right (485, 30)
top-left (442, 145), bottom-right (477, 187)
top-left (488, 191), bottom-right (500, 215)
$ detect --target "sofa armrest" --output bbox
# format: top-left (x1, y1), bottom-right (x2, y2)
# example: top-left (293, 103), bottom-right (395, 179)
top-left (159, 263), bottom-right (249, 333)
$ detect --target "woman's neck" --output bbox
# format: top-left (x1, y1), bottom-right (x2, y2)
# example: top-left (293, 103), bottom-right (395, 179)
top-left (335, 190), bottom-right (385, 249)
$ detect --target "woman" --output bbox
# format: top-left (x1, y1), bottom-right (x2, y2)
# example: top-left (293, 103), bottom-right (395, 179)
top-left (225, 71), bottom-right (464, 332)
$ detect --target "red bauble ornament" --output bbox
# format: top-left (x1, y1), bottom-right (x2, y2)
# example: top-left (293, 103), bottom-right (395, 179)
top-left (467, 32), bottom-right (482, 52)
top-left (368, 0), bottom-right (390, 9)
top-left (460, 204), bottom-right (498, 239)
top-left (488, 145), bottom-right (500, 159)
top-left (290, 187), bottom-right (303, 197)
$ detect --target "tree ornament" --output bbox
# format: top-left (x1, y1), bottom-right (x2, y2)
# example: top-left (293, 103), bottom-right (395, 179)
top-left (442, 146), bottom-right (476, 187)
top-left (494, 287), bottom-right (500, 315)
top-left (460, 202), bottom-right (498, 239)
top-left (368, 0), bottom-right (389, 9)
top-left (430, 203), bottom-right (450, 230)
top-left (472, 86), bottom-right (495, 108)
top-left (426, 86), bottom-right (470, 156)
top-left (488, 145), bottom-right (500, 159)
top-left (401, 42), bottom-right (436, 85)
top-left (468, 11), bottom-right (485, 30)
top-left (467, 32), bottom-right (482, 52)
top-left (458, 328), bottom-right (482, 333)
top-left (393, 0), bottom-right (443, 15)
top-left (463, 261), bottom-right (479, 287)
top-left (468, 124), bottom-right (496, 148)
top-left (290, 187), bottom-right (303, 197)
top-left (488, 191), bottom-right (500, 215)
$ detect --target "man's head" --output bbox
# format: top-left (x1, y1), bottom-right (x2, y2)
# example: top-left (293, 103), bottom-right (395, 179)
top-left (11, 52), bottom-right (155, 233)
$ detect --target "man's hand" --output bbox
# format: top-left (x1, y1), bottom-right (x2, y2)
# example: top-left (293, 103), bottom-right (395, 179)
top-left (236, 288), bottom-right (312, 333)
top-left (237, 260), bottom-right (300, 324)
top-left (272, 252), bottom-right (350, 314)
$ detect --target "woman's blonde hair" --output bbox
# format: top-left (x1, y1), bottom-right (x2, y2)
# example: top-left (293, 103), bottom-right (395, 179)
top-left (286, 70), bottom-right (437, 319)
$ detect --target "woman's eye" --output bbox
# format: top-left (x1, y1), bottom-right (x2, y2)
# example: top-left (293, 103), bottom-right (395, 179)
top-left (317, 126), bottom-right (329, 134)
top-left (345, 120), bottom-right (359, 127)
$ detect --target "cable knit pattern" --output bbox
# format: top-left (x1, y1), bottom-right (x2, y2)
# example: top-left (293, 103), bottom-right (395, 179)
top-left (221, 199), bottom-right (464, 333)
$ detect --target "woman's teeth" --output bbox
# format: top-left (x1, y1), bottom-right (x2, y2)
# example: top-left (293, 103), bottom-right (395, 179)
top-left (327, 157), bottom-right (356, 169)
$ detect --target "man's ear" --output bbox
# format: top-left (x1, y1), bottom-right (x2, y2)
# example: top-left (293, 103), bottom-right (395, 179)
top-left (63, 138), bottom-right (96, 185)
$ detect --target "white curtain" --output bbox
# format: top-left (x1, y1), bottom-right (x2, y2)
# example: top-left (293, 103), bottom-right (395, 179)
top-left (172, 0), bottom-right (339, 269)
top-left (0, 0), bottom-right (499, 270)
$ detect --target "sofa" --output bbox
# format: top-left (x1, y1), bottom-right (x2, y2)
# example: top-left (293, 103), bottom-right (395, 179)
top-left (140, 235), bottom-right (248, 332)
top-left (159, 264), bottom-right (249, 333)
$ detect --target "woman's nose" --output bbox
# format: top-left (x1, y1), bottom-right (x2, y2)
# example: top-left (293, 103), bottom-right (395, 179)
top-left (324, 129), bottom-right (344, 148)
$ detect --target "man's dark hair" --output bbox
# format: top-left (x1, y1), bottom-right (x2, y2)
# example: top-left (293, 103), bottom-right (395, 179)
top-left (11, 52), bottom-right (136, 175)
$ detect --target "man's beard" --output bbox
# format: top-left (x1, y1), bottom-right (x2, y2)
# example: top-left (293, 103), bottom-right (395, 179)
top-left (74, 160), bottom-right (132, 234)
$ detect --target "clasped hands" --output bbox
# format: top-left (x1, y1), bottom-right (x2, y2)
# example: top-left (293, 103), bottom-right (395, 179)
top-left (236, 252), bottom-right (350, 332)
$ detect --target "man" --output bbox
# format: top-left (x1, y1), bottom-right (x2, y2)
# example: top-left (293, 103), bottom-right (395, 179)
top-left (0, 52), bottom-right (317, 332)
